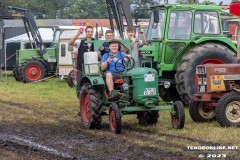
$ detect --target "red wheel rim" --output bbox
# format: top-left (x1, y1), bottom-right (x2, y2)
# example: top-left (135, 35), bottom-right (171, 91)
top-left (70, 71), bottom-right (77, 79)
top-left (109, 108), bottom-right (116, 131)
top-left (81, 93), bottom-right (92, 123)
top-left (26, 65), bottom-right (41, 80)
top-left (194, 58), bottom-right (225, 86)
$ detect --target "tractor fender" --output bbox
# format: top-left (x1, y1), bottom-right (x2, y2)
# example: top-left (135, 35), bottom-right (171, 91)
top-left (80, 76), bottom-right (105, 87)
top-left (174, 39), bottom-right (237, 69)
top-left (193, 37), bottom-right (237, 53)
top-left (80, 76), bottom-right (106, 100)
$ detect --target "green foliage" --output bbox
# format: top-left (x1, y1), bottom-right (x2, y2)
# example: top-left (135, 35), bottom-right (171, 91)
top-left (201, 0), bottom-right (216, 4)
top-left (176, 0), bottom-right (216, 4)
top-left (69, 0), bottom-right (108, 19)
top-left (1, 0), bottom-right (160, 19)
top-left (176, 0), bottom-right (199, 4)
top-left (130, 0), bottom-right (160, 18)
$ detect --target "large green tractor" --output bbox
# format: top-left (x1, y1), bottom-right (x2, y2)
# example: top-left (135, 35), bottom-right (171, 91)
top-left (14, 47), bottom-right (56, 83)
top-left (139, 4), bottom-right (238, 105)
top-left (0, 3), bottom-right (54, 83)
top-left (14, 26), bottom-right (85, 83)
top-left (77, 40), bottom-right (185, 134)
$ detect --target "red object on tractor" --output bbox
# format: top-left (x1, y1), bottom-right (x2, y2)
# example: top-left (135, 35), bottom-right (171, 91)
top-left (230, 1), bottom-right (240, 17)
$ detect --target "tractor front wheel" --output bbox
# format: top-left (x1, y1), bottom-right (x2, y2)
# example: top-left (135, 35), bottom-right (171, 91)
top-left (79, 83), bottom-right (102, 129)
top-left (189, 101), bottom-right (215, 122)
top-left (216, 92), bottom-right (240, 127)
top-left (171, 101), bottom-right (185, 129)
top-left (175, 43), bottom-right (237, 105)
top-left (19, 59), bottom-right (47, 83)
top-left (13, 66), bottom-right (21, 81)
top-left (67, 70), bottom-right (77, 88)
top-left (109, 103), bottom-right (121, 134)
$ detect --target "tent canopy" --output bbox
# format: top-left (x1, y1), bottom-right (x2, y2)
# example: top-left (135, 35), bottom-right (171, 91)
top-left (5, 28), bottom-right (53, 44)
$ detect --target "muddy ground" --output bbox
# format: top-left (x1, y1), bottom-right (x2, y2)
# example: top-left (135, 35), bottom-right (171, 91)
top-left (0, 100), bottom-right (239, 160)
top-left (0, 122), bottom-right (186, 159)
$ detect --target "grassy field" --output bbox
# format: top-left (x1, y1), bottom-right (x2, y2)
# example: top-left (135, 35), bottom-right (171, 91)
top-left (0, 72), bottom-right (240, 159)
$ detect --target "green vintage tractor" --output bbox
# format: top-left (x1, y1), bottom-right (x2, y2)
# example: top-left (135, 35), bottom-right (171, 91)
top-left (139, 4), bottom-right (238, 105)
top-left (14, 26), bottom-right (87, 83)
top-left (78, 40), bottom-right (185, 134)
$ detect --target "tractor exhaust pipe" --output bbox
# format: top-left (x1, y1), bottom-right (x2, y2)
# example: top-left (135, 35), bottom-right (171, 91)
top-left (237, 22), bottom-right (240, 61)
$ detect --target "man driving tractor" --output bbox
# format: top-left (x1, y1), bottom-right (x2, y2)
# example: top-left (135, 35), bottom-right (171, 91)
top-left (101, 40), bottom-right (131, 99)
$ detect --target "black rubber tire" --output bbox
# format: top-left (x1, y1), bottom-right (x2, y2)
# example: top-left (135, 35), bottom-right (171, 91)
top-left (19, 59), bottom-right (47, 83)
top-left (137, 111), bottom-right (159, 125)
top-left (171, 101), bottom-right (185, 129)
top-left (67, 70), bottom-right (76, 88)
top-left (216, 92), bottom-right (240, 127)
top-left (79, 83), bottom-right (102, 129)
top-left (189, 101), bottom-right (215, 122)
top-left (13, 66), bottom-right (21, 81)
top-left (175, 43), bottom-right (237, 105)
top-left (109, 103), bottom-right (121, 134)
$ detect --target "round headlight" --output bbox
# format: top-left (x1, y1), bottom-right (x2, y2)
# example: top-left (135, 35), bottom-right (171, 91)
top-left (122, 83), bottom-right (129, 90)
top-left (164, 81), bottom-right (171, 89)
top-left (93, 79), bottom-right (98, 84)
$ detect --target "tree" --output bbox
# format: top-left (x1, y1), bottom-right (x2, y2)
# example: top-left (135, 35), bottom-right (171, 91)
top-left (201, 0), bottom-right (216, 5)
top-left (130, 0), bottom-right (160, 18)
top-left (1, 0), bottom-right (27, 8)
top-left (69, 0), bottom-right (108, 19)
top-left (1, 0), bottom-right (160, 19)
top-left (176, 0), bottom-right (199, 4)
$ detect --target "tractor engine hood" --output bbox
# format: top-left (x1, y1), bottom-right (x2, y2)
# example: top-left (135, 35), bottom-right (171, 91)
top-left (125, 68), bottom-right (159, 106)
top-left (125, 67), bottom-right (157, 76)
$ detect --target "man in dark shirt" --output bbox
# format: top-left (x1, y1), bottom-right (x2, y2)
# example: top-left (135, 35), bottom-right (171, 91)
top-left (98, 30), bottom-right (121, 57)
top-left (68, 26), bottom-right (100, 97)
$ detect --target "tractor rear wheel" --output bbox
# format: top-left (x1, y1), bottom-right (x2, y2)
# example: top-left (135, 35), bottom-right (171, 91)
top-left (67, 70), bottom-right (77, 88)
top-left (109, 103), bottom-right (121, 134)
top-left (19, 59), bottom-right (47, 83)
top-left (13, 66), bottom-right (21, 81)
top-left (216, 92), bottom-right (240, 127)
top-left (175, 43), bottom-right (237, 105)
top-left (137, 111), bottom-right (159, 125)
top-left (189, 101), bottom-right (215, 122)
top-left (171, 101), bottom-right (185, 129)
top-left (79, 83), bottom-right (102, 129)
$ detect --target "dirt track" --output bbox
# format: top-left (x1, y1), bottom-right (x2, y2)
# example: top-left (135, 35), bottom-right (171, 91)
top-left (0, 99), bottom-right (189, 160)
top-left (0, 99), bottom-right (239, 160)
top-left (0, 120), bottom-right (187, 160)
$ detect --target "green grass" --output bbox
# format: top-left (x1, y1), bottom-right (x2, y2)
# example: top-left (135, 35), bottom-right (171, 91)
top-left (0, 73), bottom-right (240, 159)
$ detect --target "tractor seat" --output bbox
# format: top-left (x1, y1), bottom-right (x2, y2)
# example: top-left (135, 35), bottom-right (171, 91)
top-left (114, 79), bottom-right (124, 84)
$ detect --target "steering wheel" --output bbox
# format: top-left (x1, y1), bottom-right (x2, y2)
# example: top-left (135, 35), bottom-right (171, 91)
top-left (114, 56), bottom-right (135, 72)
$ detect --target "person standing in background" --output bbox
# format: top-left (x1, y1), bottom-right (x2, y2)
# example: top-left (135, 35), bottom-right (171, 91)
top-left (68, 26), bottom-right (100, 98)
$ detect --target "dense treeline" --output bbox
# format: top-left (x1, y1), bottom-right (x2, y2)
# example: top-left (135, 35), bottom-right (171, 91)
top-left (1, 0), bottom-right (160, 19)
top-left (2, 0), bottom-right (218, 19)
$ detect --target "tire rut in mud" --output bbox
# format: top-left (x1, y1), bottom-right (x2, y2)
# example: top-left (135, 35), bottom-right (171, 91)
top-left (0, 120), bottom-right (190, 160)
top-left (0, 139), bottom-right (73, 160)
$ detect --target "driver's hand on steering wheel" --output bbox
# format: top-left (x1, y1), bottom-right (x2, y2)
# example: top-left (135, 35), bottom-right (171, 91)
top-left (124, 55), bottom-right (131, 62)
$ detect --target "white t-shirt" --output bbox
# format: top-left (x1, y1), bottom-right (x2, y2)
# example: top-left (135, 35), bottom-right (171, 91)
top-left (75, 40), bottom-right (92, 49)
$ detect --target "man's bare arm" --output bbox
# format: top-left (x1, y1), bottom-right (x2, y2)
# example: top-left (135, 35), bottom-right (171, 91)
top-left (68, 29), bottom-right (82, 46)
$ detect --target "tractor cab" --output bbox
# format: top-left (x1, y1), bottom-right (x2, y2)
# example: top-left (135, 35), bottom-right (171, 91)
top-left (138, 4), bottom-right (237, 104)
top-left (141, 4), bottom-right (222, 75)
